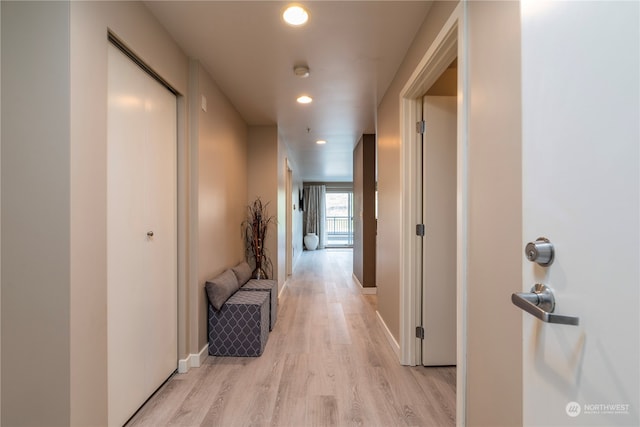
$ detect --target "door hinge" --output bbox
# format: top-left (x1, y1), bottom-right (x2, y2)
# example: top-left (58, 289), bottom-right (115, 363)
top-left (416, 120), bottom-right (426, 134)
top-left (416, 224), bottom-right (425, 236)
top-left (416, 326), bottom-right (425, 339)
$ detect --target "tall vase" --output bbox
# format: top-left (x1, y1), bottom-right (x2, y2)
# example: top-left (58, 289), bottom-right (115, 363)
top-left (252, 259), bottom-right (268, 279)
top-left (304, 233), bottom-right (319, 251)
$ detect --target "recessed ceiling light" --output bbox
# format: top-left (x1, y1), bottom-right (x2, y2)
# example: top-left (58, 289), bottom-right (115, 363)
top-left (316, 140), bottom-right (327, 145)
top-left (283, 5), bottom-right (309, 26)
top-left (297, 95), bottom-right (312, 104)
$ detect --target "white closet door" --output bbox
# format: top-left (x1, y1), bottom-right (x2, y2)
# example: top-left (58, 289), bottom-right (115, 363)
top-left (421, 95), bottom-right (457, 366)
top-left (107, 44), bottom-right (177, 427)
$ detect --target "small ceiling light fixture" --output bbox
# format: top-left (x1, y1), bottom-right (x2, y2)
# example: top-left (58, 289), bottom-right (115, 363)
top-left (283, 5), bottom-right (309, 26)
top-left (297, 95), bottom-right (313, 104)
top-left (294, 65), bottom-right (310, 78)
top-left (316, 140), bottom-right (327, 145)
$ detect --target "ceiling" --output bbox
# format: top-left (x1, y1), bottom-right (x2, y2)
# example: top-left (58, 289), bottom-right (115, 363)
top-left (144, 1), bottom-right (433, 182)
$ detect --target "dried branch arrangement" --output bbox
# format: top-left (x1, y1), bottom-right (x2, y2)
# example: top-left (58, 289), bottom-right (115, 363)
top-left (242, 198), bottom-right (275, 279)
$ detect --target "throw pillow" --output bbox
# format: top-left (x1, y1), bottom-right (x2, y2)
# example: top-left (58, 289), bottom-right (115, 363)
top-left (231, 261), bottom-right (253, 285)
top-left (205, 269), bottom-right (240, 310)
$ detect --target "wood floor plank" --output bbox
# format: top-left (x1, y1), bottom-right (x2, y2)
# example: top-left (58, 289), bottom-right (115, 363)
top-left (270, 353), bottom-right (311, 427)
top-left (126, 376), bottom-right (192, 427)
top-left (166, 363), bottom-right (231, 426)
top-left (409, 366), bottom-right (457, 426)
top-left (308, 395), bottom-right (338, 427)
top-left (127, 249), bottom-right (455, 427)
top-left (327, 303), bottom-right (351, 345)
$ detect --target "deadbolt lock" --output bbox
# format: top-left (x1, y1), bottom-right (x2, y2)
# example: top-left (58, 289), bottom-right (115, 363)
top-left (525, 237), bottom-right (554, 266)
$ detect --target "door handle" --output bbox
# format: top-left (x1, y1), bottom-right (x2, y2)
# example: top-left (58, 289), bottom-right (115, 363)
top-left (512, 284), bottom-right (579, 326)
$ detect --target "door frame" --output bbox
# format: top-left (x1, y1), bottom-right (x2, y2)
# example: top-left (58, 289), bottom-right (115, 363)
top-left (399, 3), bottom-right (467, 424)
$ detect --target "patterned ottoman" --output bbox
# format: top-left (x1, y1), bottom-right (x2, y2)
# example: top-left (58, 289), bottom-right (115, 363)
top-left (208, 290), bottom-right (269, 357)
top-left (241, 279), bottom-right (277, 330)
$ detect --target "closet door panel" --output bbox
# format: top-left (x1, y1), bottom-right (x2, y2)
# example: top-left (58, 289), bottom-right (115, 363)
top-left (107, 45), bottom-right (149, 426)
top-left (107, 44), bottom-right (177, 427)
top-left (143, 72), bottom-right (177, 388)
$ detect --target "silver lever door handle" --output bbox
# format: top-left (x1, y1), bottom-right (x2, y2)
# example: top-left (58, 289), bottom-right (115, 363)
top-left (512, 284), bottom-right (579, 326)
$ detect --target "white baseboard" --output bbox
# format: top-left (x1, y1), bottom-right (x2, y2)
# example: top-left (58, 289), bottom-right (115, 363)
top-left (177, 344), bottom-right (208, 373)
top-left (352, 273), bottom-right (377, 294)
top-left (279, 278), bottom-right (288, 298)
top-left (376, 310), bottom-right (400, 360)
top-left (361, 286), bottom-right (377, 295)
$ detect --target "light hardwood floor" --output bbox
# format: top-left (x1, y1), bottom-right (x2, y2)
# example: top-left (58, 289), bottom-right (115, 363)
top-left (128, 249), bottom-right (455, 427)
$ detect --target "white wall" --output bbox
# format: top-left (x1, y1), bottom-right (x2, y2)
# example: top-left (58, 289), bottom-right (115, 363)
top-left (69, 3), bottom-right (191, 424)
top-left (247, 127), bottom-right (302, 292)
top-left (3, 2), bottom-right (250, 425)
top-left (377, 1), bottom-right (522, 425)
top-left (376, 0), bottom-right (458, 344)
top-left (465, 2), bottom-right (522, 425)
top-left (191, 60), bottom-right (249, 353)
top-left (2, 3), bottom-right (71, 425)
top-left (247, 126), bottom-right (279, 282)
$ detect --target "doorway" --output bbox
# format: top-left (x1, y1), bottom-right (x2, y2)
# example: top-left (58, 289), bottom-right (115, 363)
top-left (399, 4), bottom-right (467, 424)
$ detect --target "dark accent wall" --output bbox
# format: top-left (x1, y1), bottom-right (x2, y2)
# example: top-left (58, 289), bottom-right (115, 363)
top-left (353, 134), bottom-right (376, 288)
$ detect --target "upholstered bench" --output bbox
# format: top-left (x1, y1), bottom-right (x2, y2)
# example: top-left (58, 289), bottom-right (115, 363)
top-left (205, 262), bottom-right (277, 357)
top-left (241, 279), bottom-right (277, 330)
top-left (207, 290), bottom-right (269, 357)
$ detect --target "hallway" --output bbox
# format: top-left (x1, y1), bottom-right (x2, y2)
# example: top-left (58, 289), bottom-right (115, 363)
top-left (128, 249), bottom-right (455, 426)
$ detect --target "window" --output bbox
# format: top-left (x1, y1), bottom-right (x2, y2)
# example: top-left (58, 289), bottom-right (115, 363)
top-left (325, 192), bottom-right (353, 247)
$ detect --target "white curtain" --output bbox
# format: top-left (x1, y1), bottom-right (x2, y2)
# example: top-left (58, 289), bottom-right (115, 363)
top-left (304, 185), bottom-right (326, 249)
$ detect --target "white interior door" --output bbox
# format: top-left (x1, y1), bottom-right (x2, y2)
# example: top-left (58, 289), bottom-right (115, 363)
top-left (286, 162), bottom-right (293, 276)
top-left (421, 95), bottom-right (457, 366)
top-left (107, 44), bottom-right (178, 426)
top-left (521, 1), bottom-right (639, 425)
